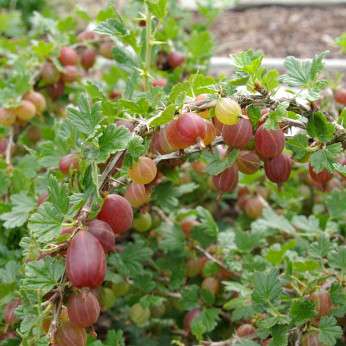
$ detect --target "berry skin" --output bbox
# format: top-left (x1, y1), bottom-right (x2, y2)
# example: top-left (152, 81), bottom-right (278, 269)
top-left (167, 51), bottom-right (185, 68)
top-left (302, 332), bottom-right (326, 346)
top-left (181, 219), bottom-right (200, 239)
top-left (80, 49), bottom-right (97, 69)
top-left (99, 41), bottom-right (115, 59)
top-left (254, 125), bottom-right (285, 158)
top-left (310, 290), bottom-right (332, 317)
top-left (41, 62), bottom-right (60, 84)
top-left (98, 194), bottom-right (133, 234)
top-left (308, 164), bottom-right (333, 184)
top-left (212, 163), bottom-right (239, 193)
top-left (176, 112), bottom-right (207, 147)
top-left (334, 89), bottom-right (346, 105)
top-left (245, 198), bottom-right (264, 219)
top-left (47, 81), bottom-right (65, 99)
top-left (27, 125), bottom-right (42, 143)
top-left (236, 150), bottom-right (261, 175)
top-left (215, 98), bottom-right (241, 125)
top-left (115, 120), bottom-right (135, 132)
top-left (201, 277), bottom-right (219, 294)
top-left (77, 30), bottom-right (95, 42)
top-left (133, 212), bottom-right (152, 232)
top-left (236, 324), bottom-right (256, 337)
top-left (55, 321), bottom-right (87, 346)
top-left (124, 182), bottom-right (151, 207)
top-left (86, 219), bottom-right (115, 253)
top-left (3, 298), bottom-right (22, 325)
top-left (61, 65), bottom-right (79, 83)
top-left (186, 257), bottom-right (203, 278)
top-left (37, 191), bottom-right (49, 207)
top-left (112, 282), bottom-right (130, 296)
top-left (59, 47), bottom-right (79, 66)
top-left (0, 107), bottom-right (16, 126)
top-left (67, 291), bottom-right (100, 328)
top-left (183, 308), bottom-right (203, 332)
top-left (128, 156), bottom-right (157, 185)
top-left (264, 152), bottom-right (292, 191)
top-left (165, 120), bottom-right (190, 150)
top-left (222, 118), bottom-right (253, 149)
top-left (195, 94), bottom-right (211, 118)
top-left (66, 230), bottom-right (107, 289)
top-left (15, 101), bottom-right (36, 121)
top-left (202, 120), bottom-right (216, 145)
top-left (23, 91), bottom-right (46, 113)
top-left (59, 153), bottom-right (79, 175)
top-left (152, 78), bottom-right (167, 87)
top-left (130, 303), bottom-right (151, 325)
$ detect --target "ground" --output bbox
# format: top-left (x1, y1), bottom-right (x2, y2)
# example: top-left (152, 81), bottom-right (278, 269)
top-left (210, 5), bottom-right (346, 58)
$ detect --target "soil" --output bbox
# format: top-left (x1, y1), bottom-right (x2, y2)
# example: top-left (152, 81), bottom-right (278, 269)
top-left (210, 5), bottom-right (346, 59)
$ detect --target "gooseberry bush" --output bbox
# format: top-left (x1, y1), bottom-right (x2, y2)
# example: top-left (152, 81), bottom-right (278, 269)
top-left (0, 1), bottom-right (345, 345)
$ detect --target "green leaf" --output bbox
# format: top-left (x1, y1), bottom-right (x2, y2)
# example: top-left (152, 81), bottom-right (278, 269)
top-left (47, 175), bottom-right (69, 216)
top-left (31, 41), bottom-right (54, 56)
top-left (124, 71), bottom-right (140, 100)
top-left (0, 191), bottom-right (35, 229)
top-left (278, 51), bottom-right (328, 87)
top-left (309, 235), bottom-right (332, 258)
top-left (247, 105), bottom-right (262, 129)
top-left (253, 210), bottom-right (295, 234)
top-left (28, 203), bottom-right (64, 243)
top-left (252, 268), bottom-right (282, 308)
top-left (310, 143), bottom-right (342, 173)
top-left (234, 340), bottom-right (259, 346)
top-left (318, 316), bottom-right (343, 345)
top-left (18, 155), bottom-right (39, 179)
top-left (235, 229), bottom-right (262, 253)
top-left (333, 162), bottom-right (346, 176)
top-left (66, 94), bottom-right (102, 136)
top-left (306, 112), bottom-right (335, 142)
top-left (94, 18), bottom-right (126, 36)
top-left (146, 0), bottom-right (167, 20)
top-left (202, 148), bottom-right (239, 176)
top-left (190, 207), bottom-right (218, 248)
top-left (329, 283), bottom-right (346, 307)
top-left (291, 215), bottom-right (320, 233)
top-left (325, 189), bottom-right (346, 219)
top-left (271, 325), bottom-right (288, 346)
top-left (328, 246), bottom-right (346, 270)
top-left (202, 261), bottom-right (220, 278)
top-left (112, 46), bottom-right (140, 72)
top-left (293, 260), bottom-right (319, 272)
top-left (262, 70), bottom-right (280, 92)
top-left (0, 170), bottom-right (10, 195)
top-left (179, 285), bottom-right (200, 310)
top-left (150, 104), bottom-right (176, 127)
top-left (0, 261), bottom-right (19, 284)
top-left (133, 271), bottom-right (156, 293)
top-left (22, 257), bottom-right (65, 295)
top-left (265, 239), bottom-right (296, 265)
top-left (230, 50), bottom-right (264, 75)
top-left (111, 240), bottom-right (153, 277)
top-left (127, 136), bottom-right (144, 159)
top-left (104, 329), bottom-right (125, 346)
top-left (265, 102), bottom-right (289, 130)
top-left (186, 31), bottom-right (214, 62)
top-left (57, 16), bottom-right (77, 32)
top-left (190, 308), bottom-right (220, 340)
top-left (159, 222), bottom-right (185, 253)
top-left (289, 299), bottom-right (317, 325)
top-left (97, 124), bottom-right (130, 162)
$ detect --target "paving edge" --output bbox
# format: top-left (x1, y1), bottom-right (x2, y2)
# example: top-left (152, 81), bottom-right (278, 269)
top-left (209, 57), bottom-right (346, 73)
top-left (180, 0), bottom-right (346, 11)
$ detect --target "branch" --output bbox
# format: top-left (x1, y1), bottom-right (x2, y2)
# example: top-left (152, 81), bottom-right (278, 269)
top-left (182, 95), bottom-right (346, 149)
top-left (193, 245), bottom-right (241, 279)
top-left (5, 127), bottom-right (13, 165)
